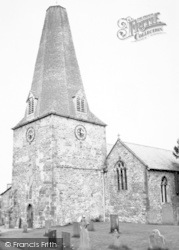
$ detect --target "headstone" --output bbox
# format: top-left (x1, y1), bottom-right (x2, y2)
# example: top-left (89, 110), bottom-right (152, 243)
top-left (162, 203), bottom-right (174, 224)
top-left (176, 207), bottom-right (179, 225)
top-left (19, 218), bottom-right (22, 228)
top-left (44, 219), bottom-right (51, 236)
top-left (4, 216), bottom-right (9, 229)
top-left (22, 222), bottom-right (28, 233)
top-left (73, 222), bottom-right (80, 237)
top-left (48, 230), bottom-right (57, 244)
top-left (149, 229), bottom-right (166, 249)
top-left (79, 226), bottom-right (91, 250)
top-left (110, 214), bottom-right (119, 233)
top-left (112, 229), bottom-right (121, 248)
top-left (62, 232), bottom-right (71, 248)
top-left (56, 238), bottom-right (63, 250)
top-left (87, 220), bottom-right (94, 231)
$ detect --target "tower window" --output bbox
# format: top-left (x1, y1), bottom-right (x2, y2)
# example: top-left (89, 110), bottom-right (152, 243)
top-left (28, 97), bottom-right (34, 115)
top-left (115, 160), bottom-right (127, 191)
top-left (76, 97), bottom-right (85, 113)
top-left (161, 176), bottom-right (167, 203)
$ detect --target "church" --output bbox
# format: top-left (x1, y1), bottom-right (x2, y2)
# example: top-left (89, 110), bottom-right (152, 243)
top-left (1, 5), bottom-right (179, 228)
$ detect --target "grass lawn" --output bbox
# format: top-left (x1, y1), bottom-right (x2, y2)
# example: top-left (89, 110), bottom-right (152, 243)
top-left (0, 222), bottom-right (179, 250)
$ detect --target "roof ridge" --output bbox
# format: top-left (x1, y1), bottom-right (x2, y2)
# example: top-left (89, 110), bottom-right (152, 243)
top-left (124, 141), bottom-right (172, 152)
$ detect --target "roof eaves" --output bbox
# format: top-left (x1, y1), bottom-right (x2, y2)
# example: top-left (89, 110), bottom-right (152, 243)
top-left (0, 187), bottom-right (12, 196)
top-left (12, 112), bottom-right (107, 130)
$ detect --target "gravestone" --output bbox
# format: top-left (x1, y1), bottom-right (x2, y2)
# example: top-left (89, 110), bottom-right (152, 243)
top-left (112, 229), bottom-right (121, 248)
top-left (162, 203), bottom-right (174, 224)
top-left (110, 214), bottom-right (119, 233)
top-left (56, 238), bottom-right (63, 250)
top-left (149, 229), bottom-right (165, 249)
top-left (4, 217), bottom-right (9, 229)
top-left (48, 230), bottom-right (57, 244)
top-left (62, 232), bottom-right (71, 248)
top-left (44, 219), bottom-right (51, 236)
top-left (79, 227), bottom-right (91, 250)
top-left (176, 207), bottom-right (179, 225)
top-left (22, 222), bottom-right (28, 233)
top-left (73, 222), bottom-right (80, 237)
top-left (87, 220), bottom-right (95, 231)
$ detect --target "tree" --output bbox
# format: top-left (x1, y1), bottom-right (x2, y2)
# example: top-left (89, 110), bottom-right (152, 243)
top-left (173, 139), bottom-right (179, 158)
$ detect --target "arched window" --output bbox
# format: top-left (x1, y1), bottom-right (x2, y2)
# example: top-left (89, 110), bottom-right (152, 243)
top-left (161, 176), bottom-right (167, 203)
top-left (76, 97), bottom-right (85, 113)
top-left (28, 97), bottom-right (34, 115)
top-left (116, 160), bottom-right (127, 191)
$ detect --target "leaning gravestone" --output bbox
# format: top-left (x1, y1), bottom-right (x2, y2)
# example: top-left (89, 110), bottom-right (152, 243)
top-left (110, 214), bottom-right (119, 233)
top-left (44, 219), bottom-right (51, 236)
top-left (62, 232), bottom-right (71, 248)
top-left (48, 230), bottom-right (57, 244)
top-left (79, 227), bottom-right (91, 250)
top-left (87, 220), bottom-right (95, 231)
top-left (73, 222), bottom-right (80, 237)
top-left (149, 229), bottom-right (165, 249)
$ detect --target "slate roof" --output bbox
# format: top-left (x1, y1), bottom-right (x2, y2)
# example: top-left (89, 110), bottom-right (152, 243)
top-left (14, 6), bottom-right (105, 129)
top-left (107, 141), bottom-right (179, 172)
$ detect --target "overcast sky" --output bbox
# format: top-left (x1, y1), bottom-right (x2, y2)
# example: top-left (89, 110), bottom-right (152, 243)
top-left (0, 0), bottom-right (179, 193)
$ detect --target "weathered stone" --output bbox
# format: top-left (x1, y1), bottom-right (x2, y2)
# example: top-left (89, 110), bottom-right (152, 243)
top-left (73, 222), bottom-right (80, 237)
top-left (44, 219), bottom-right (51, 236)
top-left (162, 203), bottom-right (174, 224)
top-left (79, 221), bottom-right (91, 250)
top-left (110, 214), bottom-right (119, 233)
top-left (149, 229), bottom-right (166, 249)
top-left (48, 230), bottom-right (57, 244)
top-left (87, 221), bottom-right (94, 231)
top-left (62, 232), bottom-right (71, 247)
top-left (22, 222), bottom-right (28, 233)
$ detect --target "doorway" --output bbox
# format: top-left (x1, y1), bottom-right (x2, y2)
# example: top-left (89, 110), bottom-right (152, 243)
top-left (27, 204), bottom-right (33, 228)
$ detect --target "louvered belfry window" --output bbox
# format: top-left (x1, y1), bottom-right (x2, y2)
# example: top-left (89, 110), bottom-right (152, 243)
top-left (28, 97), bottom-right (34, 115)
top-left (77, 97), bottom-right (85, 113)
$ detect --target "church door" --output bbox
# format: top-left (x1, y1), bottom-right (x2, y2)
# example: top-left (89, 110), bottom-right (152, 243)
top-left (27, 204), bottom-right (33, 228)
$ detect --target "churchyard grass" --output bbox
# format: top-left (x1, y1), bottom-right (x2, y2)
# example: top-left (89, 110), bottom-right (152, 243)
top-left (0, 222), bottom-right (179, 250)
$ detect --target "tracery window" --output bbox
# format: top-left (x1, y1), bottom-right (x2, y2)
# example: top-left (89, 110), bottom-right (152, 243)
top-left (161, 176), bottom-right (167, 203)
top-left (115, 159), bottom-right (127, 191)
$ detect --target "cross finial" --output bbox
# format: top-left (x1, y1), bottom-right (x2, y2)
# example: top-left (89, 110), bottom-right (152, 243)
top-left (55, 0), bottom-right (59, 5)
top-left (117, 134), bottom-right (120, 140)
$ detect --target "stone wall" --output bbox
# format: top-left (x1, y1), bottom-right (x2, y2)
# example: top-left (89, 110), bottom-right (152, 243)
top-left (105, 140), bottom-right (148, 223)
top-left (147, 170), bottom-right (179, 224)
top-left (12, 114), bottom-right (106, 227)
top-left (0, 188), bottom-right (13, 226)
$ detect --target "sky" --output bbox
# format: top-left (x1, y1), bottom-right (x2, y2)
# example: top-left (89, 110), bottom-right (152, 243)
top-left (0, 0), bottom-right (179, 193)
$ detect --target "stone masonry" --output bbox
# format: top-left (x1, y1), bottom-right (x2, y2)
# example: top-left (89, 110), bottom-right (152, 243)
top-left (12, 115), bottom-right (106, 227)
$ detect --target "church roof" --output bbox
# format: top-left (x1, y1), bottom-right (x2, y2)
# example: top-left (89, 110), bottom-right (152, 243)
top-left (14, 6), bottom-right (105, 129)
top-left (107, 141), bottom-right (179, 172)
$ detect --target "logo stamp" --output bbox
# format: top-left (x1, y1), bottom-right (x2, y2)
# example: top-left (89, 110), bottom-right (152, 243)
top-left (117, 13), bottom-right (166, 41)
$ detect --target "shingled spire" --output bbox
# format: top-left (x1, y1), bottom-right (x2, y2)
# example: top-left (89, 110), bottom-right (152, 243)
top-left (14, 5), bottom-right (105, 128)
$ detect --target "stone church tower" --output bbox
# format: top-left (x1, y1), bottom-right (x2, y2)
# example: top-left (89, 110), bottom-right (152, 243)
top-left (12, 5), bottom-right (106, 228)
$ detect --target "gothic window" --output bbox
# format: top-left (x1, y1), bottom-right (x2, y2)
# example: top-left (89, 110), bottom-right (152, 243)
top-left (161, 176), bottom-right (167, 203)
top-left (116, 160), bottom-right (127, 191)
top-left (76, 97), bottom-right (85, 113)
top-left (28, 97), bottom-right (34, 115)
